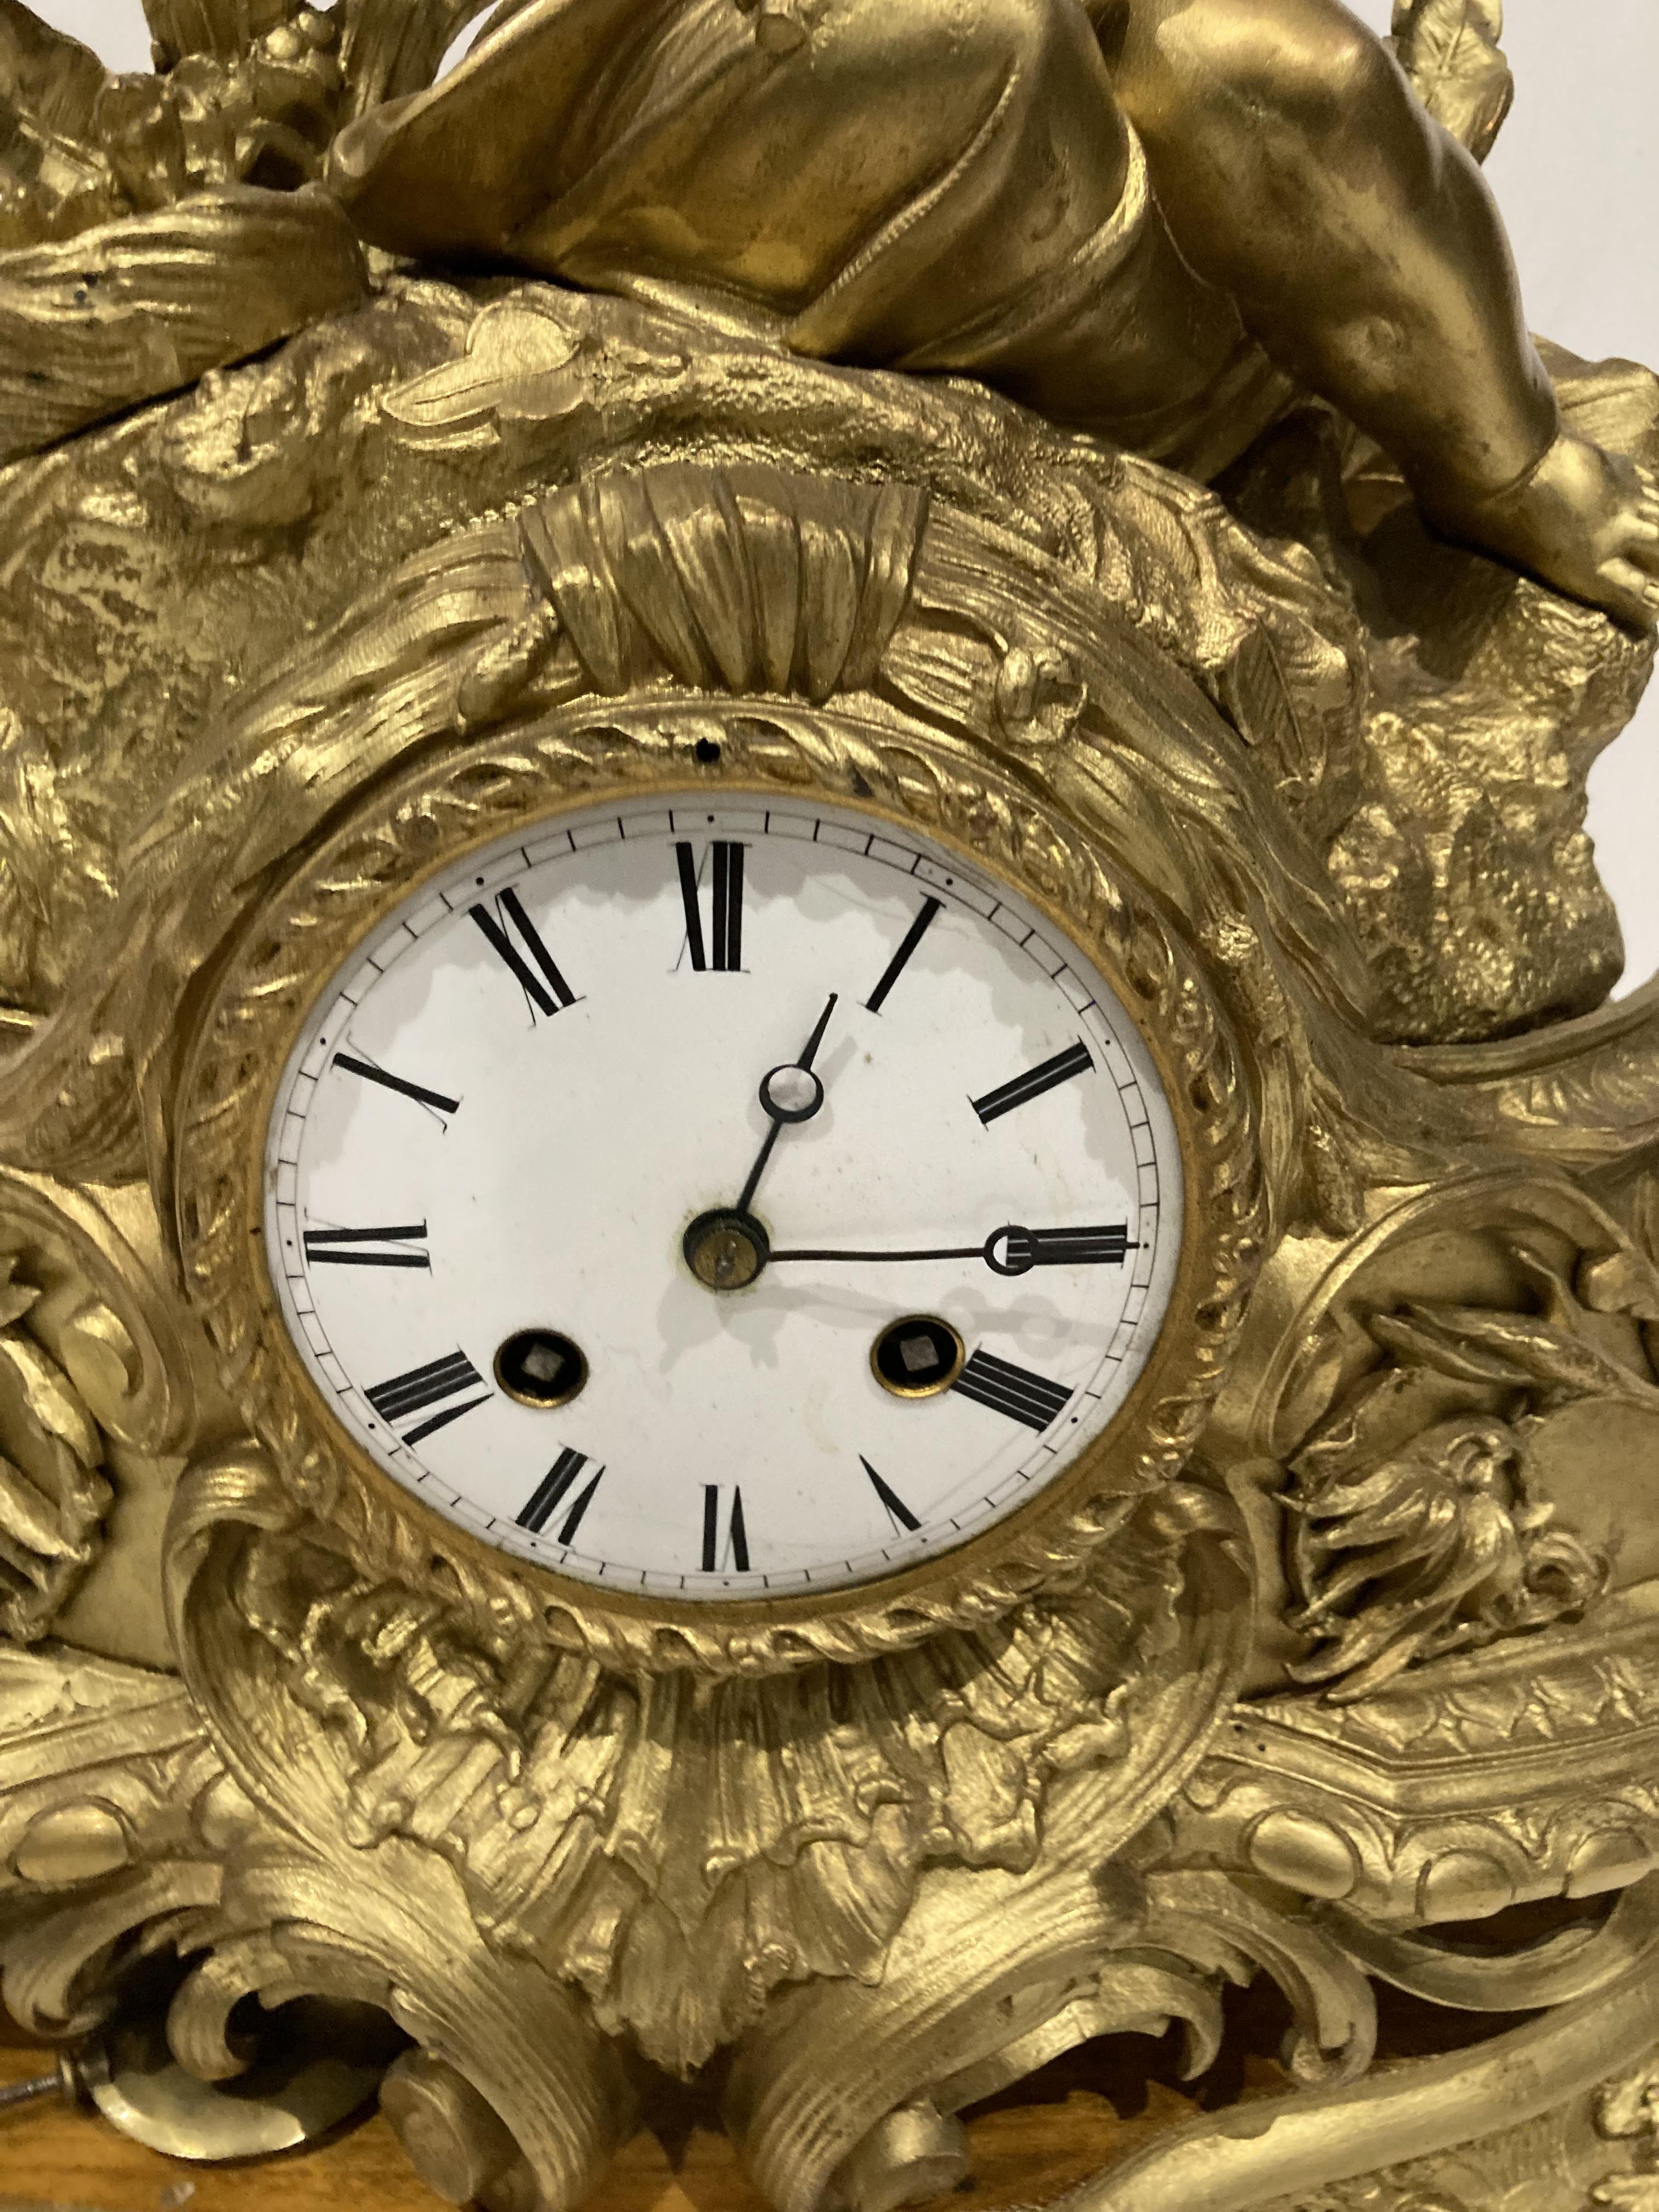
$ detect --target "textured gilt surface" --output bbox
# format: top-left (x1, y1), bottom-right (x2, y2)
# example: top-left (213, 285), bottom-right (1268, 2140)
top-left (3, 0), bottom-right (1659, 2208)
top-left (0, 355), bottom-right (1654, 2203)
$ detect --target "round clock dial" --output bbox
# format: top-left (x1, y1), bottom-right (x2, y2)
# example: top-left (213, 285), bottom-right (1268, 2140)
top-left (264, 797), bottom-right (1183, 1598)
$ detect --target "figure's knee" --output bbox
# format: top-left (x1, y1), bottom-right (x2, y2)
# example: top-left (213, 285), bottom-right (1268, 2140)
top-left (1146, 0), bottom-right (1411, 145)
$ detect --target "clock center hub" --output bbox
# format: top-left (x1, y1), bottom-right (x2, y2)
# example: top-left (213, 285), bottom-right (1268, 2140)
top-left (683, 1207), bottom-right (771, 1291)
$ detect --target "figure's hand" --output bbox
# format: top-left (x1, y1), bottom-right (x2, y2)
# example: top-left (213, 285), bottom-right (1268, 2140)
top-left (768, 1223), bottom-right (1137, 1274)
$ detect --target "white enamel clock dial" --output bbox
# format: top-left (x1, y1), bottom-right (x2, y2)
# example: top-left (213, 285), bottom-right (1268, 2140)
top-left (264, 798), bottom-right (1183, 1598)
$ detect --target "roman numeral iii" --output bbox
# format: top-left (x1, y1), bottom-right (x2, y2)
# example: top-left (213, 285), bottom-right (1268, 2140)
top-left (997, 1224), bottom-right (1135, 1271)
top-left (365, 1349), bottom-right (491, 1444)
top-left (303, 1223), bottom-right (430, 1270)
top-left (951, 1350), bottom-right (1073, 1431)
top-left (702, 1483), bottom-right (751, 1572)
top-left (971, 1040), bottom-right (1093, 1126)
top-left (517, 1449), bottom-right (603, 1542)
top-left (676, 841), bottom-right (745, 970)
top-left (470, 887), bottom-right (577, 1018)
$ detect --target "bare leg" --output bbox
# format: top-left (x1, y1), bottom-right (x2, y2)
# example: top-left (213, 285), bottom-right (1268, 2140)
top-left (1105, 0), bottom-right (1659, 625)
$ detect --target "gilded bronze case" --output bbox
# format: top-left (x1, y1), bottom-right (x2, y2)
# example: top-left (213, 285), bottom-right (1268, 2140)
top-left (173, 713), bottom-right (1255, 1674)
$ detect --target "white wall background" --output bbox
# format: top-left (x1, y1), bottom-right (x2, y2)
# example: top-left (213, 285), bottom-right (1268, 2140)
top-left (1350, 1), bottom-right (1659, 997)
top-left (26, 0), bottom-right (1659, 994)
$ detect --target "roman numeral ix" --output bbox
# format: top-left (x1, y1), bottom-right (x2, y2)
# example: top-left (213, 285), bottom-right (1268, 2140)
top-left (676, 841), bottom-right (745, 971)
top-left (304, 1223), bottom-right (430, 1270)
top-left (517, 1449), bottom-right (603, 1542)
top-left (952, 1350), bottom-right (1073, 1432)
top-left (702, 1483), bottom-right (750, 1572)
top-left (470, 887), bottom-right (577, 1018)
top-left (971, 1040), bottom-right (1093, 1126)
top-left (365, 1350), bottom-right (491, 1444)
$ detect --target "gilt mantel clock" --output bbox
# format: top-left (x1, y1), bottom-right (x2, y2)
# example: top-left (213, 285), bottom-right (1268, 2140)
top-left (4, 2), bottom-right (1659, 2210)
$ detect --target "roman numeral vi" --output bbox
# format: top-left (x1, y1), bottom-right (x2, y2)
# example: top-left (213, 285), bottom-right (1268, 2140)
top-left (701, 1484), bottom-right (750, 1572)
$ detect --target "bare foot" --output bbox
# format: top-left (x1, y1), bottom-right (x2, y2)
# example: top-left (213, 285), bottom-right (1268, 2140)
top-left (1423, 430), bottom-right (1659, 629)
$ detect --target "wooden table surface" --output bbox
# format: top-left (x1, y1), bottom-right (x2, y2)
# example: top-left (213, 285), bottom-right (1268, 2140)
top-left (0, 2015), bottom-right (1239, 2212)
top-left (1, 1971), bottom-right (1515, 2212)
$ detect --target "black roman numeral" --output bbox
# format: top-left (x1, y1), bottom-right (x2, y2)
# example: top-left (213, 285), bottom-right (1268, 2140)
top-left (304, 1223), bottom-right (430, 1270)
top-left (861, 1457), bottom-right (921, 1534)
top-left (470, 887), bottom-right (577, 1018)
top-left (676, 841), bottom-right (744, 970)
top-left (952, 1350), bottom-right (1073, 1431)
top-left (1000, 1224), bottom-right (1135, 1269)
top-left (970, 1040), bottom-right (1093, 1126)
top-left (334, 1052), bottom-right (460, 1118)
top-left (365, 1350), bottom-right (490, 1444)
top-left (865, 897), bottom-right (943, 1014)
top-left (701, 1483), bottom-right (750, 1571)
top-left (517, 1449), bottom-right (603, 1542)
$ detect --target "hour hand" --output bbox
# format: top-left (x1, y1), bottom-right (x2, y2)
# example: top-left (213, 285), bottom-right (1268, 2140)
top-left (766, 1223), bottom-right (1138, 1272)
top-left (734, 992), bottom-right (838, 1214)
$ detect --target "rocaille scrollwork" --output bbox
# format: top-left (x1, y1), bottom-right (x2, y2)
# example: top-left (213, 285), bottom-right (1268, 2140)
top-left (4, 0), bottom-right (1659, 2207)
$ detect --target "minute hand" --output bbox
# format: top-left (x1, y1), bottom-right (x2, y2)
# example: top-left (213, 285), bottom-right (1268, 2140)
top-left (767, 1223), bottom-right (1138, 1277)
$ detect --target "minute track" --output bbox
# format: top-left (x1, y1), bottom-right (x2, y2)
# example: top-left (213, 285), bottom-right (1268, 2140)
top-left (264, 796), bottom-right (1180, 1600)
